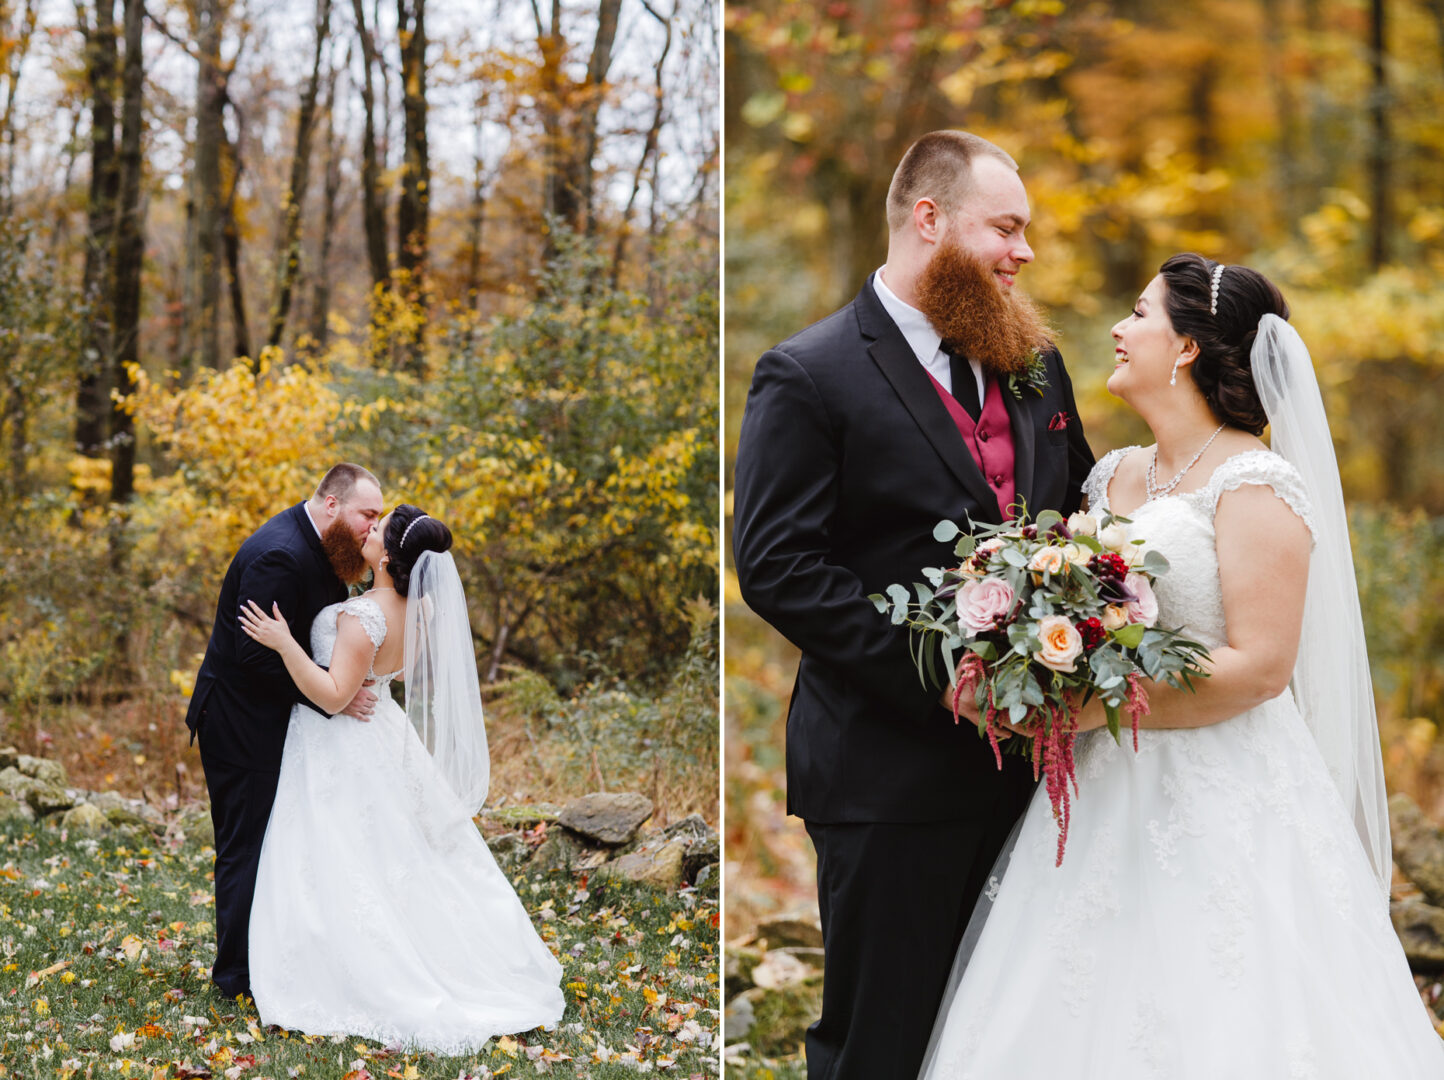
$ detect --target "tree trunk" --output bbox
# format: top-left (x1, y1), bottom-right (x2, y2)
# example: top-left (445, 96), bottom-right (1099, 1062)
top-left (351, 0), bottom-right (388, 291)
top-left (307, 64), bottom-right (343, 355)
top-left (394, 0), bottom-right (428, 374)
top-left (575, 0), bottom-right (622, 238)
top-left (216, 104), bottom-right (249, 361)
top-left (466, 94), bottom-right (488, 308)
top-left (612, 0), bottom-right (672, 290)
top-left (76, 0), bottom-right (118, 458)
top-left (532, 0), bottom-right (564, 260)
top-left (109, 0), bottom-right (143, 504)
top-left (1369, 0), bottom-right (1391, 270)
top-left (1260, 0), bottom-right (1301, 237)
top-left (188, 0), bottom-right (224, 370)
top-left (268, 0), bottom-right (332, 349)
top-left (0, 0), bottom-right (38, 217)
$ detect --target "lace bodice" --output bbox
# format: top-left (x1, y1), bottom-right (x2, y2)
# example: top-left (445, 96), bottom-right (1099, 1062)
top-left (1082, 448), bottom-right (1315, 650)
top-left (309, 594), bottom-right (403, 689)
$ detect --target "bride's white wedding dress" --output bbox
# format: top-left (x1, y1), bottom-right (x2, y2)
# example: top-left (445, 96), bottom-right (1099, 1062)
top-left (920, 449), bottom-right (1444, 1080)
top-left (248, 595), bottom-right (564, 1052)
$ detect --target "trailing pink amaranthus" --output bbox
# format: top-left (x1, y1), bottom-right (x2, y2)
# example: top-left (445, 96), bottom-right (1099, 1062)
top-left (952, 653), bottom-right (1006, 768)
top-left (1032, 701), bottom-right (1080, 866)
top-left (1124, 672), bottom-right (1151, 753)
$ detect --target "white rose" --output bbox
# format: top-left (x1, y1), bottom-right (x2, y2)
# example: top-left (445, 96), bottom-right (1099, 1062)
top-left (1061, 542), bottom-right (1090, 567)
top-left (1067, 512), bottom-right (1098, 537)
top-left (1121, 541), bottom-right (1149, 569)
top-left (1098, 523), bottom-right (1130, 552)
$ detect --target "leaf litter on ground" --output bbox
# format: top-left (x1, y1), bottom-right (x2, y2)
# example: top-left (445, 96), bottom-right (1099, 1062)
top-left (0, 825), bottom-right (719, 1078)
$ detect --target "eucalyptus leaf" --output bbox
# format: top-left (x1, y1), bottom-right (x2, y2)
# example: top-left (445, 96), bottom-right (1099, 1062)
top-left (934, 519), bottom-right (961, 543)
top-left (1112, 622), bottom-right (1145, 649)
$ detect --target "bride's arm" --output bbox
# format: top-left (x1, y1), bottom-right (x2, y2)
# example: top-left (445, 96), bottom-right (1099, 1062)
top-left (1075, 483), bottom-right (1311, 732)
top-left (239, 601), bottom-right (377, 717)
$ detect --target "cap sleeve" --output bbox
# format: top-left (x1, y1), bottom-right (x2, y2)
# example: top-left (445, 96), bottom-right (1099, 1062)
top-left (1209, 450), bottom-right (1316, 542)
top-left (337, 595), bottom-right (388, 651)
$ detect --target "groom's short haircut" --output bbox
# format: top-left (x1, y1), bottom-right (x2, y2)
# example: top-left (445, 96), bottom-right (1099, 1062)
top-left (886, 131), bottom-right (1019, 233)
top-left (314, 463), bottom-right (380, 504)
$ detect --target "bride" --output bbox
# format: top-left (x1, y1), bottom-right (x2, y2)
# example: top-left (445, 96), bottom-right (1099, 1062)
top-left (237, 503), bottom-right (564, 1052)
top-left (920, 254), bottom-right (1444, 1078)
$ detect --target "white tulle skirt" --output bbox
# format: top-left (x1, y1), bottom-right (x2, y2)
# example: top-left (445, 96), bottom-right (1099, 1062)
top-left (249, 697), bottom-right (564, 1053)
top-left (920, 692), bottom-right (1444, 1079)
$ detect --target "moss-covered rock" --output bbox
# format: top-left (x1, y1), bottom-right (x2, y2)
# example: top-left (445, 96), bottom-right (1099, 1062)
top-left (725, 943), bottom-right (764, 997)
top-left (480, 803), bottom-right (562, 831)
top-left (558, 792), bottom-right (655, 846)
top-left (0, 792), bottom-right (34, 825)
top-left (1392, 897), bottom-right (1444, 971)
top-left (61, 803), bottom-right (110, 835)
top-left (17, 755), bottom-right (66, 788)
top-left (1391, 793), bottom-right (1444, 908)
top-left (597, 838), bottom-right (687, 890)
top-left (485, 831), bottom-right (530, 872)
top-left (729, 980), bottom-right (823, 1057)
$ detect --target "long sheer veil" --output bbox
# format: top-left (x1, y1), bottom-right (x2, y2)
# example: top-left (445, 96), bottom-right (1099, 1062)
top-left (402, 550), bottom-right (490, 812)
top-left (1251, 313), bottom-right (1391, 900)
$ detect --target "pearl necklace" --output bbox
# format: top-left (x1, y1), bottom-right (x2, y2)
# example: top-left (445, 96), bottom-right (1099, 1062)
top-left (1145, 424), bottom-right (1226, 501)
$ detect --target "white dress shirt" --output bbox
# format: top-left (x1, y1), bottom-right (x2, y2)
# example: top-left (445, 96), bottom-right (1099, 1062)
top-left (872, 267), bottom-right (986, 402)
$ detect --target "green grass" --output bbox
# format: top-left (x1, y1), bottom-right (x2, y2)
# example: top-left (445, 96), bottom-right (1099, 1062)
top-left (0, 823), bottom-right (719, 1078)
top-left (724, 1059), bottom-right (805, 1079)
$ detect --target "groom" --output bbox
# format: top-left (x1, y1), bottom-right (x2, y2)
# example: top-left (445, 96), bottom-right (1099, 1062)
top-left (733, 131), bottom-right (1094, 1077)
top-left (186, 462), bottom-right (383, 1000)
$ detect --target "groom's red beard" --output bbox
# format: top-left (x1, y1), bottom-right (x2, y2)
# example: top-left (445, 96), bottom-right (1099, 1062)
top-left (321, 518), bottom-right (369, 585)
top-left (914, 241), bottom-right (1052, 375)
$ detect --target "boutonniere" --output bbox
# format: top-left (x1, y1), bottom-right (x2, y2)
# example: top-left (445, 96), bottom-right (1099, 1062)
top-left (1005, 348), bottom-right (1050, 401)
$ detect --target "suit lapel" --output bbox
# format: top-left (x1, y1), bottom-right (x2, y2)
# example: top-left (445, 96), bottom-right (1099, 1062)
top-left (999, 377), bottom-right (1038, 512)
top-left (856, 280), bottom-right (1002, 523)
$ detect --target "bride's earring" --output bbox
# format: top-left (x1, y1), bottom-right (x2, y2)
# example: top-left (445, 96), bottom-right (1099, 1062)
top-left (1170, 357), bottom-right (1182, 386)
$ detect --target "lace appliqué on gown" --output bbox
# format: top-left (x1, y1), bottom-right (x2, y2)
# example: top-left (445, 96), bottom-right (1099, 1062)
top-left (248, 594), bottom-right (564, 1054)
top-left (920, 449), bottom-right (1443, 1080)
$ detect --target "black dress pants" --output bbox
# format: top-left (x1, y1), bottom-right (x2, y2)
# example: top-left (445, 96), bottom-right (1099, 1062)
top-left (803, 796), bottom-right (1029, 1080)
top-left (197, 735), bottom-right (281, 1000)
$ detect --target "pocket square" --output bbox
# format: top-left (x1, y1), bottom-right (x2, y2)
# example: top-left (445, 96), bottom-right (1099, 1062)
top-left (1048, 411), bottom-right (1071, 431)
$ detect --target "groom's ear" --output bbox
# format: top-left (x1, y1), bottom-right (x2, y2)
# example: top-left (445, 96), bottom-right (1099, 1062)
top-left (912, 198), bottom-right (942, 244)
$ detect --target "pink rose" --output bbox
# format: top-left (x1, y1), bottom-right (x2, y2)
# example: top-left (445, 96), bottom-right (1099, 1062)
top-left (957, 577), bottom-right (1016, 635)
top-left (1125, 573), bottom-right (1159, 627)
top-left (1033, 614), bottom-right (1084, 673)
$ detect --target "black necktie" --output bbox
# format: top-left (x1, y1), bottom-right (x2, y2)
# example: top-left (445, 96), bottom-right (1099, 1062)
top-left (942, 342), bottom-right (982, 422)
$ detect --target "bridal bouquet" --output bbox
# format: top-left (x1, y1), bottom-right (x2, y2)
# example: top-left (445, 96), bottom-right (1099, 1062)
top-left (870, 508), bottom-right (1210, 863)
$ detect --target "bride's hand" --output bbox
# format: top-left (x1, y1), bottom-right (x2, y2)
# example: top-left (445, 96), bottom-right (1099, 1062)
top-left (239, 600), bottom-right (297, 654)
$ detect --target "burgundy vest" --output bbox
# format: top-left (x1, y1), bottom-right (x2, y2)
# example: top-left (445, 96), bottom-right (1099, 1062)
top-left (925, 369), bottom-right (1018, 520)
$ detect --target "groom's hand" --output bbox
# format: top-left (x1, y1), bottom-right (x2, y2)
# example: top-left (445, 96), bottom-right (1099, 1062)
top-left (340, 684), bottom-right (377, 722)
top-left (940, 686), bottom-right (984, 725)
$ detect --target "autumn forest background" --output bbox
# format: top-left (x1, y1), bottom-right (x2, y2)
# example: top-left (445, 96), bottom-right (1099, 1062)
top-left (0, 0), bottom-right (720, 822)
top-left (724, 0), bottom-right (1444, 1022)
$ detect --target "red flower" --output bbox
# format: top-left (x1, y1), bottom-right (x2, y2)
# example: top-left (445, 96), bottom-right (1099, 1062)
top-left (1077, 617), bottom-right (1105, 650)
top-left (1089, 551), bottom-right (1128, 581)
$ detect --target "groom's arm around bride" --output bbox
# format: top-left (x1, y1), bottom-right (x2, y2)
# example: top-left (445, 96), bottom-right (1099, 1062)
top-left (732, 131), bottom-right (1093, 1079)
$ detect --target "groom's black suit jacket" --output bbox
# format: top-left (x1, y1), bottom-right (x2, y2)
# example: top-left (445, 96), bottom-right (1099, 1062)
top-left (733, 277), bottom-right (1095, 823)
top-left (185, 502), bottom-right (347, 772)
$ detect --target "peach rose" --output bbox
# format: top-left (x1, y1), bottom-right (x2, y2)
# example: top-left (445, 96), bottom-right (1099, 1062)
top-left (1034, 614), bottom-right (1084, 673)
top-left (1101, 604), bottom-right (1130, 631)
top-left (1029, 546), bottom-right (1067, 577)
top-left (957, 577), bottom-right (1016, 634)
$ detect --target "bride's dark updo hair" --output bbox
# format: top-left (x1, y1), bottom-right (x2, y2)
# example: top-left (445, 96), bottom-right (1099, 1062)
top-left (383, 504), bottom-right (454, 597)
top-left (1157, 253), bottom-right (1290, 436)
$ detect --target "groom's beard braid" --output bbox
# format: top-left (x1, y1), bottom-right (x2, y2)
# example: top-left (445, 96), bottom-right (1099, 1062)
top-left (913, 240), bottom-right (1052, 376)
top-left (321, 517), bottom-right (369, 585)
